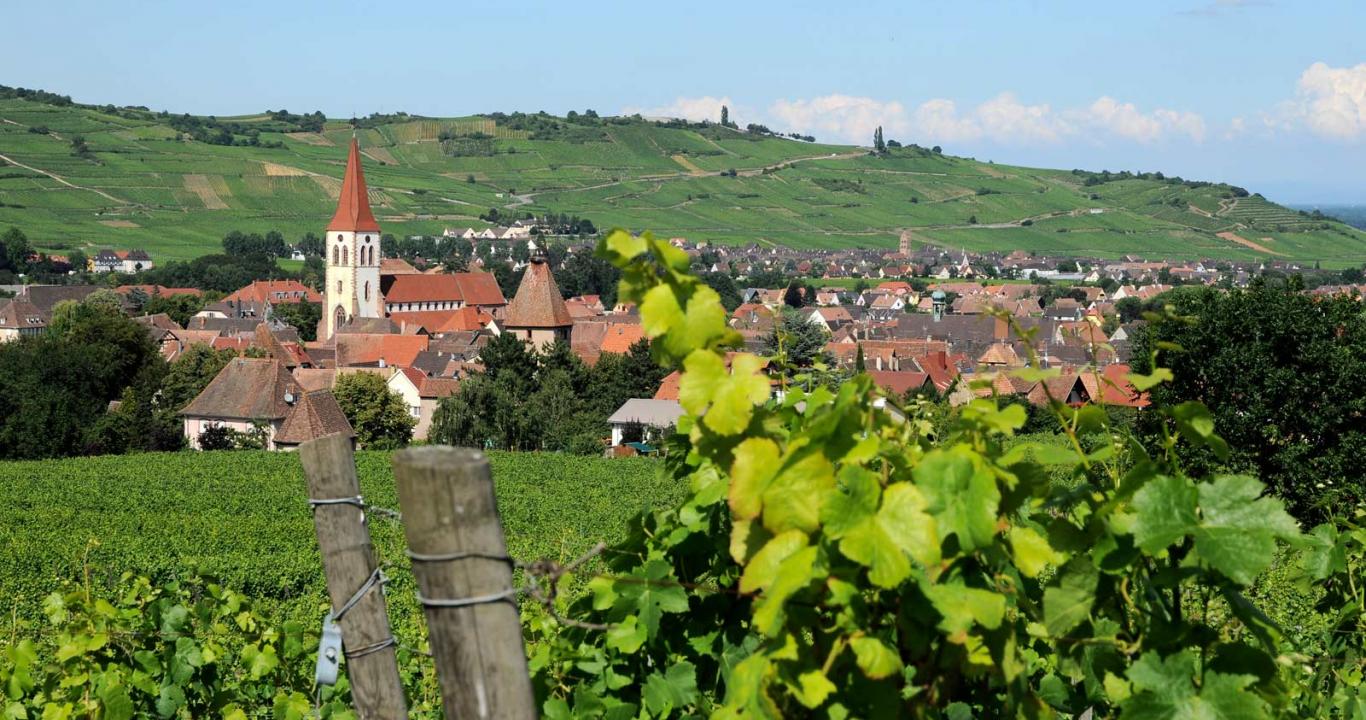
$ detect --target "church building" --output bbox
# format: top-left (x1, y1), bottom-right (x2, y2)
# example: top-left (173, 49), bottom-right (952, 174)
top-left (320, 137), bottom-right (385, 339)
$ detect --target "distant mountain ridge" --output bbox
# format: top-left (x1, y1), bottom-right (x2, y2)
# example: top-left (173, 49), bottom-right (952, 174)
top-left (1, 87), bottom-right (1364, 265)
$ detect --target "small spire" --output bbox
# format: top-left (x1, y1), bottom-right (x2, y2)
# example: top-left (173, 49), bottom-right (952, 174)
top-left (327, 137), bottom-right (380, 233)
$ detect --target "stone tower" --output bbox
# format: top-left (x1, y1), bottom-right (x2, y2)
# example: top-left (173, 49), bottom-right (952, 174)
top-left (321, 137), bottom-right (383, 339)
top-left (899, 229), bottom-right (913, 256)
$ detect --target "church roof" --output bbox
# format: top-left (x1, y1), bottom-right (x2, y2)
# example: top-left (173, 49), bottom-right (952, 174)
top-left (327, 137), bottom-right (381, 233)
top-left (504, 258), bottom-right (572, 328)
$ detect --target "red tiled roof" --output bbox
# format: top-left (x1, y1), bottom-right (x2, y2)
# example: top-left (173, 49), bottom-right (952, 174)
top-left (384, 275), bottom-right (462, 303)
top-left (868, 370), bottom-right (931, 396)
top-left (654, 371), bottom-right (681, 401)
top-left (453, 272), bottom-right (507, 307)
top-left (504, 259), bottom-right (572, 328)
top-left (274, 390), bottom-right (354, 445)
top-left (116, 285), bottom-right (203, 298)
top-left (223, 280), bottom-right (321, 305)
top-left (180, 358), bottom-right (299, 420)
top-left (380, 257), bottom-right (420, 275)
top-left (389, 307), bottom-right (491, 334)
top-left (328, 137), bottom-right (381, 233)
top-left (335, 334), bottom-right (429, 368)
top-left (600, 323), bottom-right (645, 355)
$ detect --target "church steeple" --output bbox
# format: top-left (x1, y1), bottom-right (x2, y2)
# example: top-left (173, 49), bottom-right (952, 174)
top-left (320, 137), bottom-right (384, 341)
top-left (328, 137), bottom-right (380, 233)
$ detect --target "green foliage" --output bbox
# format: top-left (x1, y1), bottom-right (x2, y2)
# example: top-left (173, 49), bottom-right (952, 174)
top-left (0, 571), bottom-right (356, 719)
top-left (269, 301), bottom-right (321, 342)
top-left (430, 335), bottom-right (666, 454)
top-left (0, 296), bottom-right (161, 459)
top-left (332, 372), bottom-right (417, 450)
top-left (517, 229), bottom-right (1362, 718)
top-left (1131, 281), bottom-right (1366, 521)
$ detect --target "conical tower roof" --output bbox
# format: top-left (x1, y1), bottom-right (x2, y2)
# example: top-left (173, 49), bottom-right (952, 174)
top-left (327, 137), bottom-right (381, 233)
top-left (504, 253), bottom-right (573, 328)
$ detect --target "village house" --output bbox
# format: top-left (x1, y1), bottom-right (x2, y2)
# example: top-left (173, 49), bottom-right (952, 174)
top-left (0, 298), bottom-right (46, 342)
top-left (386, 366), bottom-right (461, 441)
top-left (180, 357), bottom-right (352, 450)
top-left (90, 249), bottom-right (154, 273)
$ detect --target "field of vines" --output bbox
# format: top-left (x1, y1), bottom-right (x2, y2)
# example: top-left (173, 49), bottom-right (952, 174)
top-left (0, 449), bottom-right (679, 632)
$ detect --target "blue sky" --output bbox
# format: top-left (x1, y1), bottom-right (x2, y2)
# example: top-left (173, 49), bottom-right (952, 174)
top-left (3, 0), bottom-right (1363, 203)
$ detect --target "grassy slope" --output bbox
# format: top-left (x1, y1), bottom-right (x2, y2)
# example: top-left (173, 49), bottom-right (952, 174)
top-left (2, 98), bottom-right (1364, 264)
top-left (0, 450), bottom-right (679, 631)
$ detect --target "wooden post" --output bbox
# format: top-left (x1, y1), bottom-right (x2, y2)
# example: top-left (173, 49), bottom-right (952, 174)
top-left (392, 446), bottom-right (536, 720)
top-left (300, 434), bottom-right (408, 719)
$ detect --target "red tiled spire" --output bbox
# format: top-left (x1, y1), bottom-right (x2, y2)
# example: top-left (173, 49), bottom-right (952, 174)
top-left (327, 137), bottom-right (381, 233)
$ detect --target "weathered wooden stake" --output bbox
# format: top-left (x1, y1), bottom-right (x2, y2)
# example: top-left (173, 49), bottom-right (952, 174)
top-left (392, 446), bottom-right (537, 720)
top-left (300, 433), bottom-right (408, 719)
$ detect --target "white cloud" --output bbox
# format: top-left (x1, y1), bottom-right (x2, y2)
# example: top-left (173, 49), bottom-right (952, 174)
top-left (1075, 97), bottom-right (1206, 143)
top-left (975, 93), bottom-right (1069, 143)
top-left (621, 96), bottom-right (734, 123)
top-left (1295, 62), bottom-right (1366, 140)
top-left (767, 94), bottom-right (909, 146)
top-left (756, 92), bottom-right (1204, 147)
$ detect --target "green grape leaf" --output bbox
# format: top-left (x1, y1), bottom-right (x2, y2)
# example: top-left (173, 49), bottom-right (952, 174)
top-left (762, 451), bottom-right (835, 534)
top-left (1135, 474), bottom-right (1299, 584)
top-left (839, 483), bottom-right (939, 588)
top-left (821, 466), bottom-right (881, 539)
top-left (1121, 650), bottom-right (1268, 719)
top-left (740, 530), bottom-right (809, 594)
top-left (794, 670), bottom-right (837, 709)
top-left (1009, 526), bottom-right (1066, 578)
top-left (601, 228), bottom-right (647, 263)
top-left (914, 447), bottom-right (1000, 551)
top-left (679, 351), bottom-right (770, 435)
top-left (1132, 474), bottom-right (1198, 553)
top-left (605, 615), bottom-right (646, 654)
top-left (850, 637), bottom-right (902, 679)
top-left (752, 546), bottom-right (819, 636)
top-left (1193, 475), bottom-right (1300, 585)
top-left (731, 437), bottom-right (780, 521)
top-left (924, 582), bottom-right (1006, 638)
top-left (639, 284), bottom-right (685, 341)
top-left (97, 683), bottom-right (134, 720)
top-left (1127, 368), bottom-right (1173, 391)
top-left (643, 661), bottom-right (698, 716)
top-left (1044, 557), bottom-right (1098, 638)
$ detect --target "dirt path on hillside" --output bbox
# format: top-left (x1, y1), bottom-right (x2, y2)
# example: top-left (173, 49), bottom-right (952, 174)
top-left (0, 151), bottom-right (131, 205)
top-left (1217, 231), bottom-right (1286, 256)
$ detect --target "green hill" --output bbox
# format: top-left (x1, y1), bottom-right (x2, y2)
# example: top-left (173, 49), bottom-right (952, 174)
top-left (2, 93), bottom-right (1364, 265)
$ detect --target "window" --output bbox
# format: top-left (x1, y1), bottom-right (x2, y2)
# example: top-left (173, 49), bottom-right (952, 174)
top-left (332, 246), bottom-right (339, 264)
top-left (410, 406), bottom-right (421, 418)
top-left (336, 280), bottom-right (343, 293)
top-left (336, 234), bottom-right (344, 242)
top-left (364, 281), bottom-right (370, 301)
top-left (342, 246), bottom-right (348, 265)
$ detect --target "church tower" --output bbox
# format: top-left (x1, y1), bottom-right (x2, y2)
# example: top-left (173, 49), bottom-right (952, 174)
top-left (321, 137), bottom-right (383, 339)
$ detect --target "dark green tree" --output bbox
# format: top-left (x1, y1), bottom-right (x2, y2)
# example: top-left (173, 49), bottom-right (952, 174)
top-left (270, 302), bottom-right (321, 342)
top-left (1131, 281), bottom-right (1366, 520)
top-left (332, 372), bottom-right (416, 450)
top-left (762, 308), bottom-right (831, 369)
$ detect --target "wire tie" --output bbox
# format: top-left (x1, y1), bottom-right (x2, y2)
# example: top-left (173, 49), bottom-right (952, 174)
top-left (334, 568), bottom-right (387, 622)
top-left (406, 549), bottom-right (515, 565)
top-left (416, 588), bottom-right (519, 609)
top-left (309, 495), bottom-right (365, 511)
top-left (344, 637), bottom-right (397, 660)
